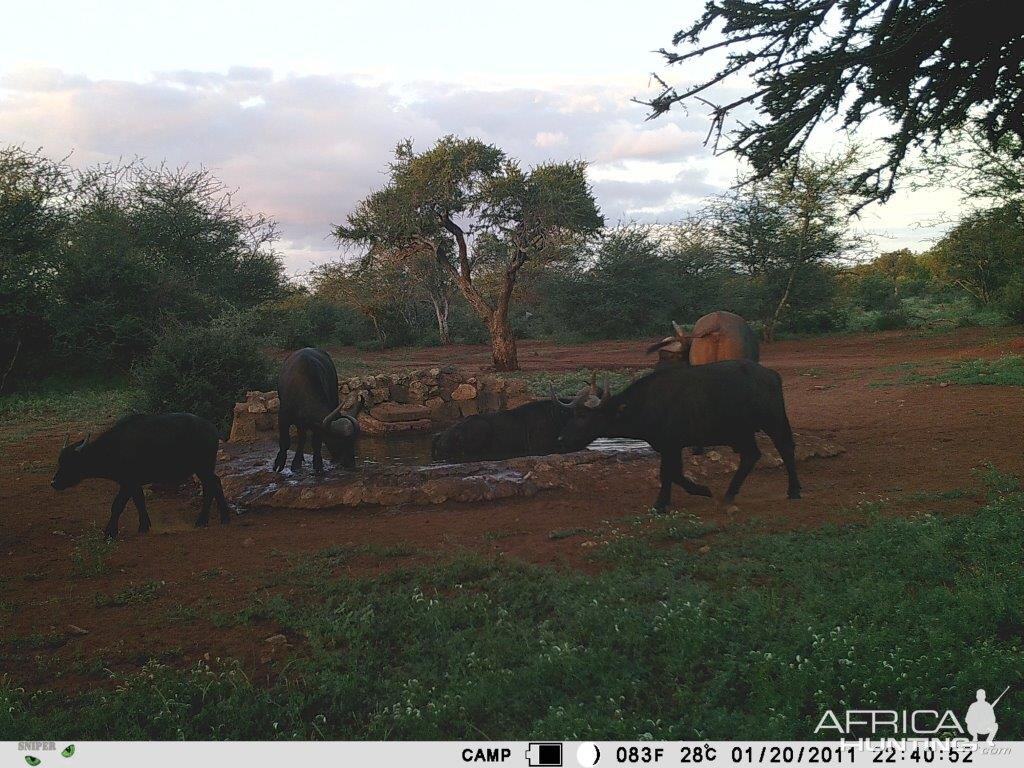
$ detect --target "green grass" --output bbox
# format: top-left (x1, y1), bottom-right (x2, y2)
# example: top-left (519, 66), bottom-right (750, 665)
top-left (69, 530), bottom-right (118, 578)
top-left (514, 368), bottom-right (640, 399)
top-left (0, 375), bottom-right (135, 450)
top-left (0, 375), bottom-right (134, 421)
top-left (871, 356), bottom-right (1024, 388)
top-left (935, 355), bottom-right (1024, 386)
top-left (4, 471), bottom-right (1024, 740)
top-left (94, 580), bottom-right (167, 608)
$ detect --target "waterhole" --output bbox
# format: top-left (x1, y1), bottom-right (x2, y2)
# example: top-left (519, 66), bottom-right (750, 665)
top-left (355, 433), bottom-right (653, 468)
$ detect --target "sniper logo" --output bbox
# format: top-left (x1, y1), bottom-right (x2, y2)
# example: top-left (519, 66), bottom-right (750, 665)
top-left (23, 745), bottom-right (75, 765)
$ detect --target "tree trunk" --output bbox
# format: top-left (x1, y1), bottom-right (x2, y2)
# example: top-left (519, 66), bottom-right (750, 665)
top-left (489, 314), bottom-right (518, 371)
top-left (0, 337), bottom-right (22, 396)
top-left (369, 314), bottom-right (386, 346)
top-left (432, 296), bottom-right (451, 346)
top-left (765, 263), bottom-right (801, 343)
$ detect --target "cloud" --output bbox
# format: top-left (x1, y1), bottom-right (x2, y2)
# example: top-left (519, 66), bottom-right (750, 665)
top-left (3, 65), bottom-right (957, 268)
top-left (0, 66), bottom-right (727, 273)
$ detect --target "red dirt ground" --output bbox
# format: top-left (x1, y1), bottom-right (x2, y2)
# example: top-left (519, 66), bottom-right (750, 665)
top-left (2, 327), bottom-right (1023, 692)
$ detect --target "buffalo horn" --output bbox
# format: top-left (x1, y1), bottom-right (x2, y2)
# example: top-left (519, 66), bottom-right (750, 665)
top-left (62, 432), bottom-right (70, 450)
top-left (549, 384), bottom-right (572, 410)
top-left (76, 433), bottom-right (91, 451)
top-left (672, 320), bottom-right (688, 339)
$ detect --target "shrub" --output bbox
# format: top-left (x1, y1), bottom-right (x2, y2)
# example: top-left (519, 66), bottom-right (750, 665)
top-left (132, 322), bottom-right (273, 433)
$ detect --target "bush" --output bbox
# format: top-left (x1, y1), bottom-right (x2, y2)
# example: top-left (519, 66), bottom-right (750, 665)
top-left (132, 322), bottom-right (273, 433)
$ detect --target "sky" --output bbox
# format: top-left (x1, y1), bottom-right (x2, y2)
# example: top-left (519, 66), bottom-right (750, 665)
top-left (0, 0), bottom-right (963, 274)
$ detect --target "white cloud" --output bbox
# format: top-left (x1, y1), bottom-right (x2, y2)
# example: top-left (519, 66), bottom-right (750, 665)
top-left (534, 131), bottom-right (567, 148)
top-left (0, 65), bottom-right (963, 273)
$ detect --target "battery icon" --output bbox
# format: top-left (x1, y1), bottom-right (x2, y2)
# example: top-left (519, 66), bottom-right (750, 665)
top-left (525, 742), bottom-right (563, 767)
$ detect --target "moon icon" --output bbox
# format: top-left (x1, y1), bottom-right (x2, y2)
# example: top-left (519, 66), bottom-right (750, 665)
top-left (576, 741), bottom-right (601, 766)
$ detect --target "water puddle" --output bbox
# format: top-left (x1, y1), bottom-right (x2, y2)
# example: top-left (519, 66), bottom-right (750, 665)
top-left (355, 433), bottom-right (652, 468)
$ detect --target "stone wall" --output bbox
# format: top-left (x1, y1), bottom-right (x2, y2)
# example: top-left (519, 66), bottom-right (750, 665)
top-left (228, 365), bottom-right (532, 442)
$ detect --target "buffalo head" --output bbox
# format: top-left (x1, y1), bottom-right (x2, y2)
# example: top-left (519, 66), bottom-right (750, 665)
top-left (51, 432), bottom-right (91, 490)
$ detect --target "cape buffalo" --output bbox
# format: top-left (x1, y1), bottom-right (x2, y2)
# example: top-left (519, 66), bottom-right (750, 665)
top-left (557, 360), bottom-right (800, 511)
top-left (430, 381), bottom-right (606, 462)
top-left (647, 311), bottom-right (760, 367)
top-left (274, 348), bottom-right (363, 475)
top-left (51, 412), bottom-right (229, 538)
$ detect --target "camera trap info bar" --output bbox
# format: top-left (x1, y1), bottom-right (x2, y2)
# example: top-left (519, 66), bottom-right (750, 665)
top-left (525, 742), bottom-right (563, 767)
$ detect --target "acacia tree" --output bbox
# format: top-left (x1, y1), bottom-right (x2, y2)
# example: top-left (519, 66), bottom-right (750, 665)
top-left (712, 153), bottom-right (860, 339)
top-left (645, 0), bottom-right (1024, 208)
top-left (334, 136), bottom-right (603, 370)
top-left (0, 147), bottom-right (70, 391)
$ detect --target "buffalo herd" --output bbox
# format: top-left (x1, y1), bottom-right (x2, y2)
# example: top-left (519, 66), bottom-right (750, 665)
top-left (52, 311), bottom-right (801, 536)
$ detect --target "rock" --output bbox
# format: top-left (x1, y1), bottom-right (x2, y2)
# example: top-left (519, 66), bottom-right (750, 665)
top-left (407, 379), bottom-right (429, 404)
top-left (370, 386), bottom-right (390, 404)
top-left (698, 545), bottom-right (711, 555)
top-left (458, 399), bottom-right (479, 417)
top-left (358, 415), bottom-right (433, 435)
top-left (425, 397), bottom-right (447, 420)
top-left (265, 634), bottom-right (288, 644)
top-left (370, 402), bottom-right (430, 423)
top-left (266, 397), bottom-right (280, 412)
top-left (67, 624), bottom-right (89, 636)
top-left (451, 383), bottom-right (477, 401)
top-left (228, 415), bottom-right (258, 443)
top-left (233, 402), bottom-right (249, 414)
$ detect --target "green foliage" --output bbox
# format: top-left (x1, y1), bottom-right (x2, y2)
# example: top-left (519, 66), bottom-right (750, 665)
top-left (0, 147), bottom-right (71, 388)
top-left (335, 135), bottom-right (603, 367)
top-left (5, 472), bottom-right (1024, 739)
top-left (935, 356), bottom-right (1024, 387)
top-left (94, 580), bottom-right (167, 608)
top-left (646, 1), bottom-right (1024, 208)
top-left (929, 205), bottom-right (1024, 319)
top-left (70, 530), bottom-right (117, 578)
top-left (132, 322), bottom-right (273, 433)
top-left (1, 149), bottom-right (285, 387)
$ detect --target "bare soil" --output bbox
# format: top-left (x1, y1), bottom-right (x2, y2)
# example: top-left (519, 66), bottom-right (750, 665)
top-left (2, 327), bottom-right (1023, 692)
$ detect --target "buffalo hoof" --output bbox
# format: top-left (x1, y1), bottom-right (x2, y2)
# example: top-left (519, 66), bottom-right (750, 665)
top-left (690, 484), bottom-right (713, 498)
top-left (788, 491), bottom-right (802, 500)
top-left (194, 517), bottom-right (209, 528)
top-left (103, 526), bottom-right (118, 540)
top-left (138, 524), bottom-right (151, 534)
top-left (219, 516), bottom-right (230, 525)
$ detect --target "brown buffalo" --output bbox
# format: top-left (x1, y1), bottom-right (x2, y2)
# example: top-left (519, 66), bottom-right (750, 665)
top-left (647, 311), bottom-right (760, 367)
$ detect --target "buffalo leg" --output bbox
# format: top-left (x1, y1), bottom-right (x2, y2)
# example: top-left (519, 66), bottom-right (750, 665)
top-left (195, 475), bottom-right (215, 528)
top-left (290, 429), bottom-right (306, 472)
top-left (132, 486), bottom-right (151, 533)
top-left (206, 474), bottom-right (231, 524)
top-left (672, 448), bottom-right (712, 497)
top-left (311, 432), bottom-right (325, 476)
top-left (723, 437), bottom-right (761, 504)
top-left (103, 486), bottom-right (132, 539)
top-left (769, 430), bottom-right (801, 499)
top-left (654, 451), bottom-right (679, 511)
top-left (273, 419), bottom-right (291, 472)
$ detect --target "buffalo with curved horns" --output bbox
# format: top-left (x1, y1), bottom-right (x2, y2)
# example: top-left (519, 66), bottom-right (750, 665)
top-left (647, 311), bottom-right (760, 368)
top-left (274, 348), bottom-right (364, 475)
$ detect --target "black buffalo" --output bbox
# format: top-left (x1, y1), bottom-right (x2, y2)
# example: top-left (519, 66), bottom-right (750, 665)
top-left (51, 413), bottom-right (229, 538)
top-left (274, 348), bottom-right (363, 475)
top-left (557, 360), bottom-right (801, 511)
top-left (430, 385), bottom-right (600, 462)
